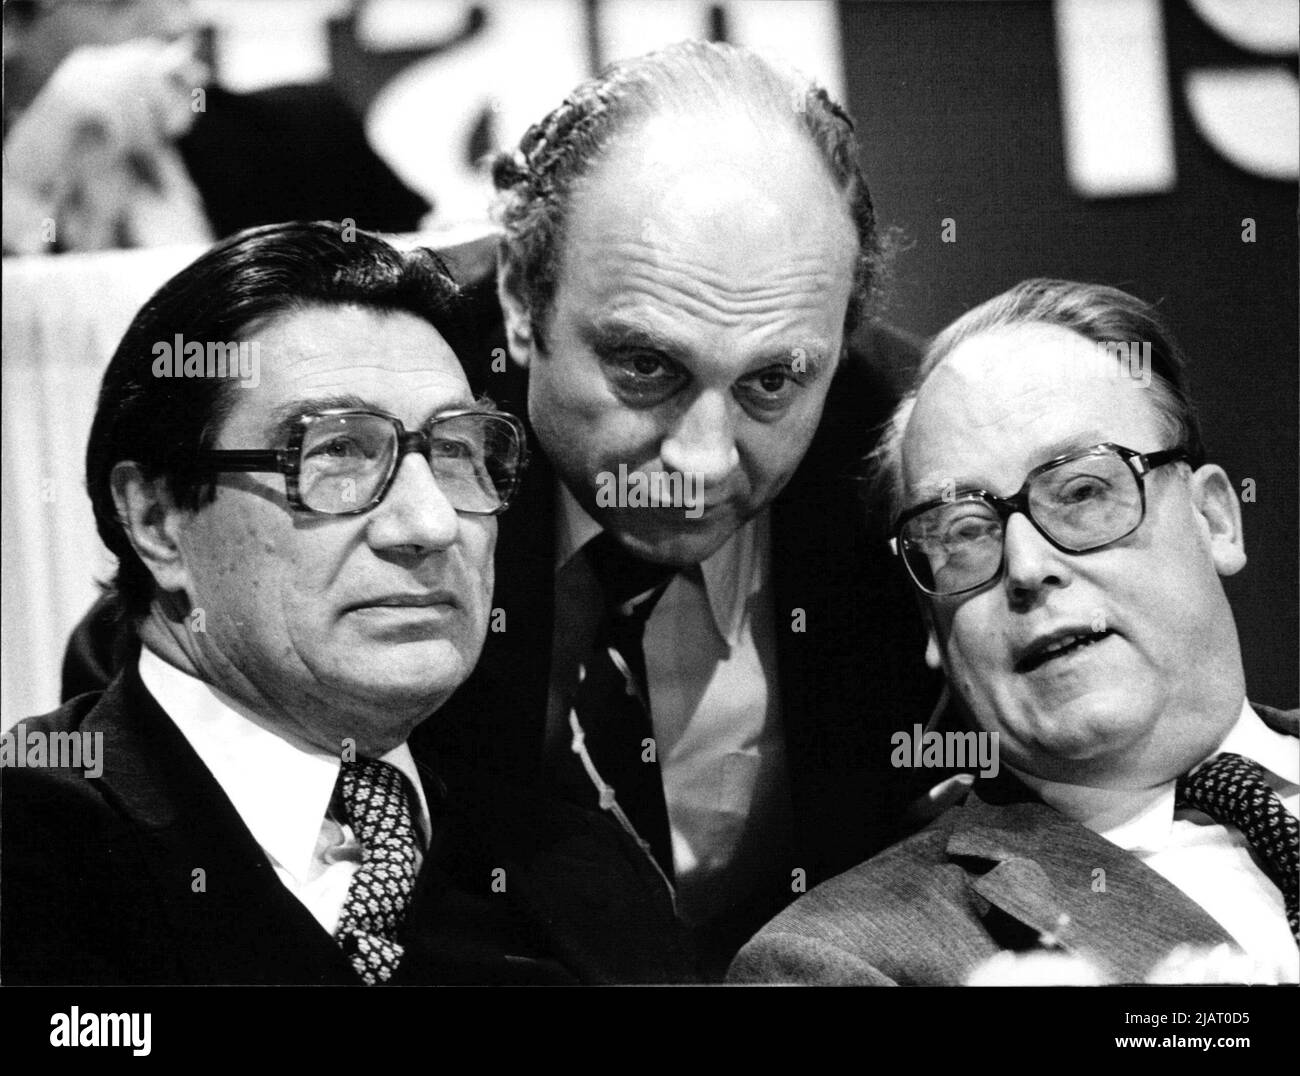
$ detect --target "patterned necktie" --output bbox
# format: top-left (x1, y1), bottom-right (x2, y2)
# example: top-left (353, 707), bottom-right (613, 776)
top-left (1176, 752), bottom-right (1299, 948)
top-left (566, 531), bottom-right (677, 875)
top-left (332, 758), bottom-right (421, 984)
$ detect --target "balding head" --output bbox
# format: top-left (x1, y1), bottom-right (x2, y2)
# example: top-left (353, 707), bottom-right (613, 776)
top-left (872, 280), bottom-right (1246, 789)
top-left (492, 39), bottom-right (883, 348)
top-left (492, 41), bottom-right (869, 567)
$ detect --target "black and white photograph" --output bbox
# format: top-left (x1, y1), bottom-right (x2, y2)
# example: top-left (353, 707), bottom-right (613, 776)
top-left (1, 0), bottom-right (1296, 1056)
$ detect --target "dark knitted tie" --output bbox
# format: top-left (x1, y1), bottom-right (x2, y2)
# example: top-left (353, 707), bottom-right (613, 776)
top-left (333, 758), bottom-right (421, 984)
top-left (1176, 752), bottom-right (1299, 948)
top-left (567, 531), bottom-right (677, 875)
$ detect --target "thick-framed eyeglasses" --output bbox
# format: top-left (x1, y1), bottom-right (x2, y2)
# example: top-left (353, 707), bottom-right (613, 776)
top-left (193, 408), bottom-right (528, 516)
top-left (890, 442), bottom-right (1192, 597)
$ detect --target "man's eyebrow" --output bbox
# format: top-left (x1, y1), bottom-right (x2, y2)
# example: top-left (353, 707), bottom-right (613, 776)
top-left (266, 395), bottom-right (372, 440)
top-left (582, 319), bottom-right (687, 361)
top-left (909, 431), bottom-right (1116, 501)
top-left (1031, 433), bottom-right (1111, 462)
top-left (264, 392), bottom-right (480, 441)
top-left (581, 318), bottom-right (829, 377)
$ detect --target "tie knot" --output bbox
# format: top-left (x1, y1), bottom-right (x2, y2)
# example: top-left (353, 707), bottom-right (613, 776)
top-left (335, 757), bottom-right (415, 843)
top-left (584, 531), bottom-right (678, 613)
top-left (1176, 751), bottom-right (1269, 814)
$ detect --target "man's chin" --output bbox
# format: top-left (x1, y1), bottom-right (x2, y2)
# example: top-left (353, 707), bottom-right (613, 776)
top-left (325, 649), bottom-right (467, 724)
top-left (599, 507), bottom-right (743, 566)
top-left (1009, 692), bottom-right (1160, 778)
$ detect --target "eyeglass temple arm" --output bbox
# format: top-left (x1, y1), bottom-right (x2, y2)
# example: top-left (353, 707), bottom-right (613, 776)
top-left (1132, 446), bottom-right (1191, 476)
top-left (192, 450), bottom-right (293, 473)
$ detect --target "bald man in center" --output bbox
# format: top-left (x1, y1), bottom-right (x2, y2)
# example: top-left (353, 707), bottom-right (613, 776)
top-left (61, 42), bottom-right (942, 977)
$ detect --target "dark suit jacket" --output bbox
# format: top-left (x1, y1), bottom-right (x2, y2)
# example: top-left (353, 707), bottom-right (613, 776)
top-left (59, 242), bottom-right (943, 959)
top-left (2, 664), bottom-right (696, 985)
top-left (728, 704), bottom-right (1299, 985)
top-left (412, 271), bottom-right (944, 954)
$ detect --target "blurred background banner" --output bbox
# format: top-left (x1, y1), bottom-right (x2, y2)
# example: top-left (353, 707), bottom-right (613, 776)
top-left (185, 0), bottom-right (847, 226)
top-left (3, 243), bottom-right (207, 724)
top-left (2, 0), bottom-right (1296, 722)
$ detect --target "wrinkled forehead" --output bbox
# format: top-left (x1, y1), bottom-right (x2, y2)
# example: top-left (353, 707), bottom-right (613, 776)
top-left (901, 324), bottom-right (1169, 499)
top-left (219, 306), bottom-right (475, 439)
top-left (550, 119), bottom-right (859, 366)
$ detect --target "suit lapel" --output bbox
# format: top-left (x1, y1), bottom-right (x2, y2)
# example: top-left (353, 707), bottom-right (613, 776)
top-left (947, 790), bottom-right (1236, 982)
top-left (90, 667), bottom-right (358, 984)
top-left (1255, 702), bottom-right (1300, 737)
top-left (769, 352), bottom-right (941, 879)
top-left (395, 761), bottom-right (693, 983)
top-left (390, 758), bottom-right (586, 984)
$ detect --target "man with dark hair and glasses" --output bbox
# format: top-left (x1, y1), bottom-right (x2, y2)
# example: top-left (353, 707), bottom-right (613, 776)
top-left (1, 221), bottom-right (693, 985)
top-left (52, 42), bottom-right (943, 979)
top-left (731, 279), bottom-right (1297, 985)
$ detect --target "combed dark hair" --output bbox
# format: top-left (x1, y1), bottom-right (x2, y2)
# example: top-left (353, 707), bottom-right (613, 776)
top-left (86, 220), bottom-right (471, 619)
top-left (491, 39), bottom-right (885, 346)
top-left (870, 278), bottom-right (1206, 523)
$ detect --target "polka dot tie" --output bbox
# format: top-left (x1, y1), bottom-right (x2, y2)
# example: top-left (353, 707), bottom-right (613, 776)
top-left (1176, 752), bottom-right (1299, 948)
top-left (333, 758), bottom-right (420, 984)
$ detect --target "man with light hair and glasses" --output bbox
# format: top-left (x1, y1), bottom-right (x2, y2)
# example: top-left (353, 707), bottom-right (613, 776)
top-left (730, 279), bottom-right (1298, 985)
top-left (1, 221), bottom-right (693, 985)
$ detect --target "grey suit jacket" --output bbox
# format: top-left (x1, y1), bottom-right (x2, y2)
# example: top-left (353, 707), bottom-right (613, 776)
top-left (728, 703), bottom-right (1298, 985)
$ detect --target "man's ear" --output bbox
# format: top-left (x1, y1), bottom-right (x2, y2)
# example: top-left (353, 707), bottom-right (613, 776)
top-left (109, 461), bottom-right (195, 598)
top-left (1189, 463), bottom-right (1246, 578)
top-left (496, 245), bottom-right (535, 370)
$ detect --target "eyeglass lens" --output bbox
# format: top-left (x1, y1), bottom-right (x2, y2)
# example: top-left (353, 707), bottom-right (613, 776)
top-left (901, 450), bottom-right (1144, 594)
top-left (297, 413), bottom-right (515, 514)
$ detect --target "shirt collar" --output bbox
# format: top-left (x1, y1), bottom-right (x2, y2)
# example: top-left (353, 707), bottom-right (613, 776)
top-left (553, 480), bottom-right (767, 645)
top-left (1212, 699), bottom-right (1299, 785)
top-left (1011, 699), bottom-right (1295, 853)
top-left (137, 646), bottom-right (431, 884)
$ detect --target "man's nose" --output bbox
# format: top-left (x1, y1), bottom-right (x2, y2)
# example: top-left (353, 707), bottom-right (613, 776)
top-left (1002, 511), bottom-right (1074, 604)
top-left (659, 391), bottom-right (740, 486)
top-left (365, 453), bottom-right (460, 553)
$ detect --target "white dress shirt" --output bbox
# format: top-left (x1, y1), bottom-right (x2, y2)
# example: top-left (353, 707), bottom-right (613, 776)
top-left (1017, 700), bottom-right (1299, 983)
top-left (138, 646), bottom-right (431, 935)
top-left (546, 485), bottom-right (793, 929)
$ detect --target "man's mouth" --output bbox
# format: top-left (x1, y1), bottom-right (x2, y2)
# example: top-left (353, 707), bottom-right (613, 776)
top-left (346, 591), bottom-right (459, 613)
top-left (1015, 628), bottom-right (1115, 672)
